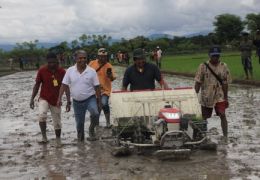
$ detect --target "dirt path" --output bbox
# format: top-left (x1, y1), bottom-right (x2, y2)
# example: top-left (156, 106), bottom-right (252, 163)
top-left (0, 67), bottom-right (259, 179)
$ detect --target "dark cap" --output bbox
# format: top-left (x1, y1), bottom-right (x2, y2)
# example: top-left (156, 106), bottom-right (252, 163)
top-left (46, 52), bottom-right (58, 62)
top-left (133, 48), bottom-right (145, 59)
top-left (98, 48), bottom-right (108, 55)
top-left (209, 45), bottom-right (221, 56)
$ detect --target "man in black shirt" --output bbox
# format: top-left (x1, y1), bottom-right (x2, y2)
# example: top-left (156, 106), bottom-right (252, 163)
top-left (122, 48), bottom-right (168, 91)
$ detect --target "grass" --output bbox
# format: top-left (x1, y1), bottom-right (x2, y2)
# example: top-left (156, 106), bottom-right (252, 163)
top-left (160, 51), bottom-right (260, 81)
top-left (1, 52), bottom-right (260, 82)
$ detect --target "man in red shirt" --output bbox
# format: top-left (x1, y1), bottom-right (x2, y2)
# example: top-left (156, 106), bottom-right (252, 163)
top-left (30, 52), bottom-right (69, 143)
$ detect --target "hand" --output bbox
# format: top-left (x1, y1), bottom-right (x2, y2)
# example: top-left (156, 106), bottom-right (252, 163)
top-left (97, 99), bottom-right (102, 112)
top-left (106, 68), bottom-right (113, 79)
top-left (106, 73), bottom-right (113, 80)
top-left (163, 83), bottom-right (169, 89)
top-left (225, 100), bottom-right (229, 108)
top-left (57, 98), bottom-right (62, 107)
top-left (30, 99), bottom-right (34, 109)
top-left (66, 102), bottom-right (71, 112)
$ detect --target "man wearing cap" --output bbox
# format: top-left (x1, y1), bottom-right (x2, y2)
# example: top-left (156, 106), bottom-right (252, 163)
top-left (57, 50), bottom-right (101, 141)
top-left (195, 46), bottom-right (232, 139)
top-left (253, 29), bottom-right (260, 64)
top-left (240, 32), bottom-right (253, 79)
top-left (89, 48), bottom-right (116, 128)
top-left (122, 48), bottom-right (168, 91)
top-left (30, 52), bottom-right (67, 143)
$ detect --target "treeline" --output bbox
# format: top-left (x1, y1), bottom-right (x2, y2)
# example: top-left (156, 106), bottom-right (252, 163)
top-left (0, 12), bottom-right (260, 63)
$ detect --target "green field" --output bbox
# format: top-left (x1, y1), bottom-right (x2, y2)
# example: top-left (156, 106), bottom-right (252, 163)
top-left (160, 52), bottom-right (260, 81)
top-left (1, 51), bottom-right (260, 82)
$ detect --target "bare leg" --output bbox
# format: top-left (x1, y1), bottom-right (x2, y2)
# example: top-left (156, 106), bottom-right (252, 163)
top-left (220, 114), bottom-right (228, 137)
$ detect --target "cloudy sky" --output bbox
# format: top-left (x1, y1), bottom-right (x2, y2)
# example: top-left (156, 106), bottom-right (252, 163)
top-left (0, 0), bottom-right (260, 44)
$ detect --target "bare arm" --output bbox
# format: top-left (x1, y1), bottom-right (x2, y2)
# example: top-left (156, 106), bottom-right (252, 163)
top-left (222, 84), bottom-right (228, 100)
top-left (95, 85), bottom-right (102, 111)
top-left (222, 83), bottom-right (229, 108)
top-left (159, 75), bottom-right (169, 89)
top-left (57, 83), bottom-right (71, 111)
top-left (30, 82), bottom-right (41, 109)
top-left (194, 81), bottom-right (201, 94)
top-left (95, 85), bottom-right (101, 99)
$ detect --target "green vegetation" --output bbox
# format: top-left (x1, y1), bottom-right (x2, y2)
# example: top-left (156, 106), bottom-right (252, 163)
top-left (161, 52), bottom-right (260, 81)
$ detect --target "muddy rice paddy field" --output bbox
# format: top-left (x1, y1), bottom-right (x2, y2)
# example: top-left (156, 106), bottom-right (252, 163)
top-left (0, 67), bottom-right (259, 180)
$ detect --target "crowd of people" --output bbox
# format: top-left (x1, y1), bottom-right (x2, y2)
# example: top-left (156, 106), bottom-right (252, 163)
top-left (29, 29), bottom-right (260, 144)
top-left (29, 45), bottom-right (233, 144)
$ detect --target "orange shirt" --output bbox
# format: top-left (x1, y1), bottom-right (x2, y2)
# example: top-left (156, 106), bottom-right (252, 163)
top-left (89, 60), bottom-right (116, 96)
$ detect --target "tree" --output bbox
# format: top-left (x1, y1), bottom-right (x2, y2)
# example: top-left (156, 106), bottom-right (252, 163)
top-left (214, 14), bottom-right (244, 44)
top-left (147, 38), bottom-right (169, 51)
top-left (49, 41), bottom-right (70, 55)
top-left (71, 39), bottom-right (79, 50)
top-left (129, 36), bottom-right (150, 49)
top-left (245, 13), bottom-right (260, 34)
top-left (79, 34), bottom-right (88, 47)
top-left (49, 41), bottom-right (70, 64)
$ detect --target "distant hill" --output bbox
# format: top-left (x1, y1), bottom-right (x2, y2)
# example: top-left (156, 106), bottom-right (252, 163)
top-left (148, 33), bottom-right (174, 40)
top-left (0, 42), bottom-right (59, 51)
top-left (0, 44), bottom-right (15, 51)
top-left (184, 30), bottom-right (211, 38)
top-left (147, 31), bottom-right (211, 40)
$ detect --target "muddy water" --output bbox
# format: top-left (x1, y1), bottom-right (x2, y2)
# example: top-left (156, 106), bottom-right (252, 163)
top-left (0, 67), bottom-right (259, 180)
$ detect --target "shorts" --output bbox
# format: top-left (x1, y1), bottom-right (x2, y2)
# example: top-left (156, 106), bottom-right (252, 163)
top-left (38, 98), bottom-right (61, 130)
top-left (201, 101), bottom-right (228, 119)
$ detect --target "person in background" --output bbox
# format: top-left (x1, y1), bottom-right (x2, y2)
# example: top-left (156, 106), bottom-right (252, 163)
top-left (110, 53), bottom-right (115, 63)
top-left (57, 50), bottom-right (101, 141)
top-left (122, 48), bottom-right (168, 91)
top-left (240, 32), bottom-right (253, 79)
top-left (195, 46), bottom-right (232, 139)
top-left (19, 57), bottom-right (24, 70)
top-left (123, 51), bottom-right (130, 65)
top-left (253, 29), bottom-right (260, 64)
top-left (8, 58), bottom-right (14, 70)
top-left (30, 52), bottom-right (67, 143)
top-left (156, 46), bottom-right (163, 68)
top-left (89, 48), bottom-right (116, 128)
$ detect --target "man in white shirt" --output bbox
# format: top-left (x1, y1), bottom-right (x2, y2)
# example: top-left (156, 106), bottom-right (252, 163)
top-left (57, 50), bottom-right (101, 141)
top-left (156, 46), bottom-right (162, 69)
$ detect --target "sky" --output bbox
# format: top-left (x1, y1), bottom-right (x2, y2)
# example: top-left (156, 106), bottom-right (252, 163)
top-left (0, 0), bottom-right (260, 44)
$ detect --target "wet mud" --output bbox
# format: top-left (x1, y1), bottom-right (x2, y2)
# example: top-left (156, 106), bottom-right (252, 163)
top-left (0, 67), bottom-right (259, 179)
